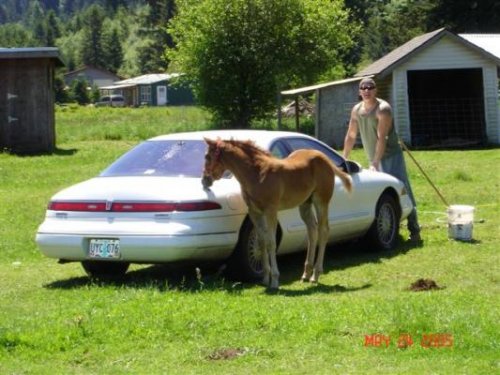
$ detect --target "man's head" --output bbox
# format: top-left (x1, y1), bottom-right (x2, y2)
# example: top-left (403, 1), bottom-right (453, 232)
top-left (358, 77), bottom-right (377, 100)
top-left (359, 77), bottom-right (376, 90)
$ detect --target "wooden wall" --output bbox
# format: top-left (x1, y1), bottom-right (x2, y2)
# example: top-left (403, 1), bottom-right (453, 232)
top-left (0, 58), bottom-right (55, 154)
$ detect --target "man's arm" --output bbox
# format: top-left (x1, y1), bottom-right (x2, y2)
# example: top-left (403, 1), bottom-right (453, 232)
top-left (343, 106), bottom-right (359, 159)
top-left (371, 106), bottom-right (392, 171)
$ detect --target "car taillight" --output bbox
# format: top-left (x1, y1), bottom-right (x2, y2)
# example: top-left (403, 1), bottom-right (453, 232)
top-left (48, 202), bottom-right (107, 211)
top-left (48, 201), bottom-right (222, 212)
top-left (113, 203), bottom-right (177, 212)
top-left (176, 201), bottom-right (222, 211)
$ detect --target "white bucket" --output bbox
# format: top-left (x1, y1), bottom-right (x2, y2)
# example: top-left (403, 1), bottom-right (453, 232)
top-left (447, 205), bottom-right (474, 241)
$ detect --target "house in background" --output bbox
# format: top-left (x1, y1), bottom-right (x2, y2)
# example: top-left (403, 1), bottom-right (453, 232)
top-left (282, 28), bottom-right (500, 148)
top-left (100, 73), bottom-right (194, 106)
top-left (0, 47), bottom-right (64, 154)
top-left (64, 65), bottom-right (122, 88)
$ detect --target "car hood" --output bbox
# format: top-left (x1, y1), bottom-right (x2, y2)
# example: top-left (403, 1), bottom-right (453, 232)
top-left (50, 176), bottom-right (237, 202)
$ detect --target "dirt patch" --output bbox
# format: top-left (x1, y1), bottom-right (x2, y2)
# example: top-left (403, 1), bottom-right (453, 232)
top-left (207, 347), bottom-right (246, 360)
top-left (409, 278), bottom-right (443, 291)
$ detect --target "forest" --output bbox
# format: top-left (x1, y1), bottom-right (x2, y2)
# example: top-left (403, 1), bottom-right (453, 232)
top-left (1, 0), bottom-right (499, 79)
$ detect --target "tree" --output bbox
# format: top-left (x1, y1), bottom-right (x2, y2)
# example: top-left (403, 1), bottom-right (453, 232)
top-left (137, 0), bottom-right (175, 73)
top-left (54, 74), bottom-right (70, 104)
top-left (0, 23), bottom-right (33, 47)
top-left (102, 27), bottom-right (124, 73)
top-left (79, 4), bottom-right (106, 68)
top-left (70, 79), bottom-right (90, 105)
top-left (168, 0), bottom-right (356, 128)
top-left (45, 10), bottom-right (61, 46)
top-left (428, 0), bottom-right (500, 33)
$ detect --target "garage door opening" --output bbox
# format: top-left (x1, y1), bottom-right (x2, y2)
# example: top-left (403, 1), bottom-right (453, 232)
top-left (407, 68), bottom-right (486, 148)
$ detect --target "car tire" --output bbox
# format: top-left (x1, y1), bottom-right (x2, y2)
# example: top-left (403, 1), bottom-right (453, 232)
top-left (81, 261), bottom-right (130, 279)
top-left (226, 219), bottom-right (264, 281)
top-left (365, 193), bottom-right (400, 251)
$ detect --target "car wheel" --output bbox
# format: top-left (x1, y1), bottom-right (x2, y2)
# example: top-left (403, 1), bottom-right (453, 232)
top-left (227, 219), bottom-right (263, 281)
top-left (365, 193), bottom-right (400, 251)
top-left (81, 261), bottom-right (130, 279)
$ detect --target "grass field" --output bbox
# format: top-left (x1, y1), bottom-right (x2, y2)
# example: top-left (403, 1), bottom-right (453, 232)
top-left (0, 106), bottom-right (498, 374)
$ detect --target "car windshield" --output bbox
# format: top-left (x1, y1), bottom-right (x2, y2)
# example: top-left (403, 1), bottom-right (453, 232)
top-left (100, 140), bottom-right (207, 177)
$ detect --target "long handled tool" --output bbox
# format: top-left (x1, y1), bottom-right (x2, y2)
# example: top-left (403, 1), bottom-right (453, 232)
top-left (399, 139), bottom-right (449, 207)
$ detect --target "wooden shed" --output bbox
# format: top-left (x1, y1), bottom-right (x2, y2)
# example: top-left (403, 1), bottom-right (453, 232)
top-left (0, 47), bottom-right (64, 154)
top-left (282, 28), bottom-right (500, 149)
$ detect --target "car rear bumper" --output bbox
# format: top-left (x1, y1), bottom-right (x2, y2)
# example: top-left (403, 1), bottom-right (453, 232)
top-left (35, 232), bottom-right (237, 263)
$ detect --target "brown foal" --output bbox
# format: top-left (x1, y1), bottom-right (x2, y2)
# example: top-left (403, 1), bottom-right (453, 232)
top-left (202, 138), bottom-right (352, 289)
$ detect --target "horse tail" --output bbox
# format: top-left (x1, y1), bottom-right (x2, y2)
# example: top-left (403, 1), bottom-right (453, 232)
top-left (331, 164), bottom-right (353, 193)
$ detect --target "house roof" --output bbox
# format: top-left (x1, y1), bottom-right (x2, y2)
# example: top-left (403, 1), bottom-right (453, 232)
top-left (0, 47), bottom-right (65, 66)
top-left (115, 73), bottom-right (181, 85)
top-left (64, 65), bottom-right (122, 79)
top-left (355, 28), bottom-right (500, 78)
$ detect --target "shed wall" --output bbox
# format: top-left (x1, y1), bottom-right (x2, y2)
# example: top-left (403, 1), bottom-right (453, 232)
top-left (317, 82), bottom-right (359, 149)
top-left (0, 58), bottom-right (55, 153)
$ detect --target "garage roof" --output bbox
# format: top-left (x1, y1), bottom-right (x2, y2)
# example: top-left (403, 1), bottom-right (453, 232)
top-left (355, 28), bottom-right (500, 78)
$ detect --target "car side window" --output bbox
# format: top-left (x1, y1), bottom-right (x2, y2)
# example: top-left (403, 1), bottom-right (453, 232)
top-left (269, 141), bottom-right (289, 159)
top-left (283, 137), bottom-right (345, 167)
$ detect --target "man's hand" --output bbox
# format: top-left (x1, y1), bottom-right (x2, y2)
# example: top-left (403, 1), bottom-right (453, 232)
top-left (369, 160), bottom-right (381, 171)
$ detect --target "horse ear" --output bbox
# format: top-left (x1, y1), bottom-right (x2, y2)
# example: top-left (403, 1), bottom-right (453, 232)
top-left (204, 137), bottom-right (215, 146)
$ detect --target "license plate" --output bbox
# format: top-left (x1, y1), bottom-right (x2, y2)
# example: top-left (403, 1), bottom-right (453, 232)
top-left (89, 239), bottom-right (121, 259)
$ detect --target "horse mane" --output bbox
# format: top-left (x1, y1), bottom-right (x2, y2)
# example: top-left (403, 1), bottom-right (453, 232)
top-left (225, 139), bottom-right (271, 158)
top-left (222, 139), bottom-right (274, 182)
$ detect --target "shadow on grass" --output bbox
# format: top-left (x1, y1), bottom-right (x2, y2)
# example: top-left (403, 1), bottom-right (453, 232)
top-left (4, 147), bottom-right (78, 157)
top-left (44, 234), bottom-right (417, 294)
top-left (265, 282), bottom-right (372, 297)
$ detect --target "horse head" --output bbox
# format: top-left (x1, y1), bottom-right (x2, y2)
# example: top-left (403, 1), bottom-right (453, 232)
top-left (202, 138), bottom-right (226, 188)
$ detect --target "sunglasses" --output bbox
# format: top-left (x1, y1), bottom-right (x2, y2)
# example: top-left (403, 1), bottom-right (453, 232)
top-left (360, 85), bottom-right (376, 91)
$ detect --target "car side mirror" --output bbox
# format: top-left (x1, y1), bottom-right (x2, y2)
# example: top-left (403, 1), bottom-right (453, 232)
top-left (345, 160), bottom-right (361, 174)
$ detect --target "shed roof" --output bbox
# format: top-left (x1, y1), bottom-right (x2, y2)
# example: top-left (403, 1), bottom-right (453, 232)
top-left (355, 28), bottom-right (500, 78)
top-left (0, 47), bottom-right (64, 66)
top-left (281, 76), bottom-right (367, 96)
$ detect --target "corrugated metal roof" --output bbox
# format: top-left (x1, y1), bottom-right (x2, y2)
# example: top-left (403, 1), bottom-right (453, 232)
top-left (459, 34), bottom-right (500, 59)
top-left (281, 77), bottom-right (367, 96)
top-left (0, 47), bottom-right (64, 66)
top-left (115, 73), bottom-right (181, 85)
top-left (99, 83), bottom-right (137, 90)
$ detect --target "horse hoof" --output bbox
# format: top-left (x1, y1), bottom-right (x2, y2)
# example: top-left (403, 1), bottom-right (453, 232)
top-left (301, 277), bottom-right (310, 283)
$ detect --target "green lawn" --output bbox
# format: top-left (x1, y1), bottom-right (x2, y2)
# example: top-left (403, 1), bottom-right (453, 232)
top-left (0, 106), bottom-right (498, 374)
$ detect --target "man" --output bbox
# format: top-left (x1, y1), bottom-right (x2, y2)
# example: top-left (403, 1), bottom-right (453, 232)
top-left (343, 77), bottom-right (421, 243)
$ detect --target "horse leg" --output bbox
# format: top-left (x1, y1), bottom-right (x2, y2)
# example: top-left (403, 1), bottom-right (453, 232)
top-left (311, 201), bottom-right (329, 283)
top-left (266, 213), bottom-right (280, 290)
top-left (249, 212), bottom-right (271, 286)
top-left (299, 201), bottom-right (318, 282)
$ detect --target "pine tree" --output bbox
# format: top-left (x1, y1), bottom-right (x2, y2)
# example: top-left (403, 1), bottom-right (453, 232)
top-left (103, 27), bottom-right (124, 73)
top-left (45, 10), bottom-right (61, 47)
top-left (80, 4), bottom-right (106, 68)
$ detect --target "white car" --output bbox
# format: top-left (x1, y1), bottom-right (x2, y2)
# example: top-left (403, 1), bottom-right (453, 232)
top-left (36, 130), bottom-right (413, 280)
top-left (95, 95), bottom-right (125, 107)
